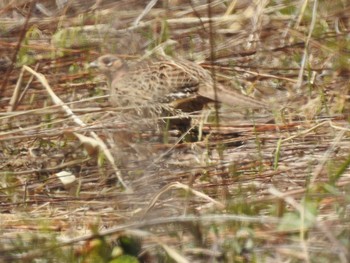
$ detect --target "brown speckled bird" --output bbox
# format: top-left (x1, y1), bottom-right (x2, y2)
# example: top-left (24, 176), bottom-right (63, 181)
top-left (89, 54), bottom-right (268, 110)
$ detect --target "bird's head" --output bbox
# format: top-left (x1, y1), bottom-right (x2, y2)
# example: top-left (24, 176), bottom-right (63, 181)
top-left (89, 54), bottom-right (127, 83)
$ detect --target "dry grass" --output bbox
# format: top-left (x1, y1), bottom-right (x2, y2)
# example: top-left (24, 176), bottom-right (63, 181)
top-left (1, 0), bottom-right (350, 262)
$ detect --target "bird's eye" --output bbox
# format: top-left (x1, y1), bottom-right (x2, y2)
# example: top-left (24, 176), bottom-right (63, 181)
top-left (102, 57), bottom-right (115, 67)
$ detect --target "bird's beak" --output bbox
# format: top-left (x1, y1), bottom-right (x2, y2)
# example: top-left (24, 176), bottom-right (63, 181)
top-left (88, 60), bottom-right (98, 68)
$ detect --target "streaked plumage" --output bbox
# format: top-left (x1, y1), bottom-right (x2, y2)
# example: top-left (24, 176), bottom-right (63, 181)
top-left (90, 54), bottom-right (268, 110)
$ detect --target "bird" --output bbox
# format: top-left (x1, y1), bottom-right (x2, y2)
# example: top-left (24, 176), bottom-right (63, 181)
top-left (89, 54), bottom-right (269, 111)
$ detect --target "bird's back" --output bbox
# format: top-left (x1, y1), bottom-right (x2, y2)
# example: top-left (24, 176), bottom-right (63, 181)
top-left (110, 57), bottom-right (210, 107)
top-left (105, 55), bottom-right (268, 110)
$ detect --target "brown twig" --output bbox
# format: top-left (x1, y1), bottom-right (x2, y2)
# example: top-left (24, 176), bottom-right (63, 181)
top-left (0, 0), bottom-right (37, 100)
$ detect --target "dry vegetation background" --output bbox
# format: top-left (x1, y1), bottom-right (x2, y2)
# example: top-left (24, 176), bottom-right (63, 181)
top-left (1, 0), bottom-right (350, 262)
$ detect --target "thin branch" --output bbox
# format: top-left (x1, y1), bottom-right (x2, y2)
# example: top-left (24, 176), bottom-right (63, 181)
top-left (0, 0), bottom-right (36, 98)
